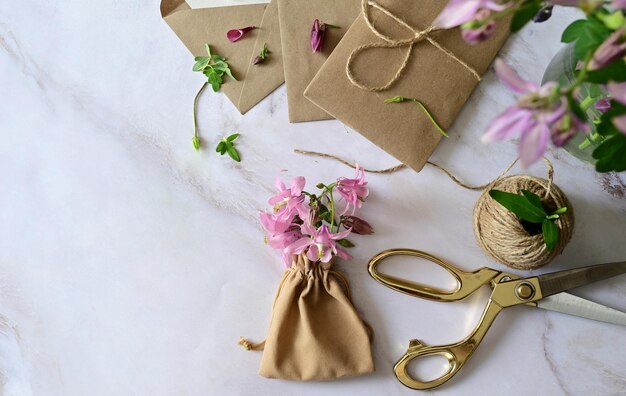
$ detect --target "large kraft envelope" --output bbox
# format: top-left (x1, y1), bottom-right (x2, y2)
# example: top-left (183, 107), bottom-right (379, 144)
top-left (304, 0), bottom-right (510, 172)
top-left (277, 0), bottom-right (361, 123)
top-left (161, 0), bottom-right (284, 114)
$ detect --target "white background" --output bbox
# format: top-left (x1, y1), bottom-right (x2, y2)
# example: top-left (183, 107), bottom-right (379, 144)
top-left (1, 1), bottom-right (625, 395)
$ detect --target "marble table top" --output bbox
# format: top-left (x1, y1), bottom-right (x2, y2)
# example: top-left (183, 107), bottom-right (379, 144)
top-left (1, 1), bottom-right (625, 395)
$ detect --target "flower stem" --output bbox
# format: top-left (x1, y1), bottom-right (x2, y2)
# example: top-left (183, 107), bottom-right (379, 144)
top-left (328, 188), bottom-right (336, 231)
top-left (193, 81), bottom-right (209, 150)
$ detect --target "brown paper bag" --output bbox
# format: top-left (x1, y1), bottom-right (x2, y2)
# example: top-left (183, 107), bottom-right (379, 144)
top-left (161, 0), bottom-right (284, 114)
top-left (242, 254), bottom-right (374, 381)
top-left (277, 0), bottom-right (361, 122)
top-left (304, 0), bottom-right (510, 171)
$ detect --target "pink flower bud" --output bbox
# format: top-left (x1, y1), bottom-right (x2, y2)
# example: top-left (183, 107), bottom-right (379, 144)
top-left (310, 19), bottom-right (327, 52)
top-left (341, 216), bottom-right (374, 235)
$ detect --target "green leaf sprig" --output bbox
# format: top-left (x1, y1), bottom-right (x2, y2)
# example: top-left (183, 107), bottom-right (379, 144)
top-left (384, 96), bottom-right (449, 137)
top-left (193, 44), bottom-right (236, 92)
top-left (191, 44), bottom-right (236, 152)
top-left (216, 133), bottom-right (241, 162)
top-left (489, 189), bottom-right (568, 252)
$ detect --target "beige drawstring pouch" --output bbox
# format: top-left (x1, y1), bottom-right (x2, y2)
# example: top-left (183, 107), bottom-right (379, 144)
top-left (240, 254), bottom-right (375, 381)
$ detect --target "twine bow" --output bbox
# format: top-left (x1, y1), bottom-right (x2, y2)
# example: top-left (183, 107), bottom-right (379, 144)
top-left (346, 0), bottom-right (481, 92)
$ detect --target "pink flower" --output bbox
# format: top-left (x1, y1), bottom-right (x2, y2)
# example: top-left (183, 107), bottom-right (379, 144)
top-left (483, 59), bottom-right (585, 167)
top-left (589, 28), bottom-right (626, 71)
top-left (607, 82), bottom-right (626, 134)
top-left (613, 0), bottom-right (626, 9)
top-left (608, 81), bottom-right (626, 105)
top-left (227, 26), bottom-right (256, 42)
top-left (286, 225), bottom-right (352, 263)
top-left (433, 0), bottom-right (510, 29)
top-left (460, 9), bottom-right (497, 44)
top-left (310, 19), bottom-right (327, 53)
top-left (268, 176), bottom-right (309, 220)
top-left (260, 211), bottom-right (291, 235)
top-left (336, 165), bottom-right (369, 214)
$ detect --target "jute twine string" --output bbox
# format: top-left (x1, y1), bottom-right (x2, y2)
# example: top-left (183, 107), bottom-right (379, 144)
top-left (346, 0), bottom-right (480, 92)
top-left (295, 150), bottom-right (574, 270)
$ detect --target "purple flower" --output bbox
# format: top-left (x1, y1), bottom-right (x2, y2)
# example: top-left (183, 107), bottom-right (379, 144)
top-left (433, 0), bottom-right (509, 29)
top-left (589, 28), bottom-right (626, 71)
top-left (461, 9), bottom-right (497, 44)
top-left (227, 26), bottom-right (256, 43)
top-left (336, 165), bottom-right (369, 215)
top-left (595, 98), bottom-right (612, 113)
top-left (483, 59), bottom-right (585, 167)
top-left (310, 19), bottom-right (327, 52)
top-left (286, 224), bottom-right (352, 263)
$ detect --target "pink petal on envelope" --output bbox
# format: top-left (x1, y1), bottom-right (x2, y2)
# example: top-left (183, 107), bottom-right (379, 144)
top-left (227, 26), bottom-right (256, 43)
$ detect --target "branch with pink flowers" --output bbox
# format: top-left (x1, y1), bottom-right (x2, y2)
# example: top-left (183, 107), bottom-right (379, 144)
top-left (435, 0), bottom-right (626, 172)
top-left (260, 167), bottom-right (373, 267)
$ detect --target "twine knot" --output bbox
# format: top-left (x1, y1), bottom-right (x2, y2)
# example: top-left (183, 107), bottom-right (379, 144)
top-left (346, 0), bottom-right (481, 92)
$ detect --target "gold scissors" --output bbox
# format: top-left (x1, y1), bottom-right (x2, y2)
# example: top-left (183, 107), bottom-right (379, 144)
top-left (368, 248), bottom-right (626, 390)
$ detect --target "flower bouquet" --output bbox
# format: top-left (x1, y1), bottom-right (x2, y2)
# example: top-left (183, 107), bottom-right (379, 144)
top-left (242, 168), bottom-right (375, 381)
top-left (435, 0), bottom-right (626, 172)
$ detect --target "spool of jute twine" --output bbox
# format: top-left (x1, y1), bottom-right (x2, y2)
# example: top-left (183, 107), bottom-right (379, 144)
top-left (295, 150), bottom-right (575, 270)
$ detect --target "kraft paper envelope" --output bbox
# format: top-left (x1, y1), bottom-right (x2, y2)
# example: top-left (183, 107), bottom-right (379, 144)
top-left (277, 0), bottom-right (361, 122)
top-left (161, 0), bottom-right (284, 114)
top-left (304, 0), bottom-right (510, 172)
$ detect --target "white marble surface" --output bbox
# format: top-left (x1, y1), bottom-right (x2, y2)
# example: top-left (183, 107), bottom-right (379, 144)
top-left (1, 2), bottom-right (625, 395)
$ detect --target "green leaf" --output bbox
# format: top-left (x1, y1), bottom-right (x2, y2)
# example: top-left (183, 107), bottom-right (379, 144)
top-left (193, 56), bottom-right (211, 72)
top-left (585, 60), bottom-right (626, 84)
top-left (542, 219), bottom-right (559, 252)
top-left (226, 133), bottom-right (240, 142)
top-left (598, 11), bottom-right (625, 30)
top-left (574, 17), bottom-right (610, 61)
top-left (561, 19), bottom-right (587, 43)
top-left (489, 189), bottom-right (547, 223)
top-left (510, 2), bottom-right (541, 33)
top-left (596, 102), bottom-right (626, 136)
top-left (223, 67), bottom-right (236, 81)
top-left (211, 54), bottom-right (225, 62)
top-left (226, 145), bottom-right (241, 162)
top-left (205, 43), bottom-right (212, 57)
top-left (552, 207), bottom-right (568, 215)
top-left (336, 239), bottom-right (355, 248)
top-left (384, 96), bottom-right (406, 103)
top-left (521, 190), bottom-right (545, 213)
top-left (211, 81), bottom-right (220, 92)
top-left (593, 134), bottom-right (626, 172)
top-left (216, 141), bottom-right (226, 153)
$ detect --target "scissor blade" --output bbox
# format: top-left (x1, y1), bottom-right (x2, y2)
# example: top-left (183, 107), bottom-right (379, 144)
top-left (537, 261), bottom-right (626, 297)
top-left (537, 292), bottom-right (626, 326)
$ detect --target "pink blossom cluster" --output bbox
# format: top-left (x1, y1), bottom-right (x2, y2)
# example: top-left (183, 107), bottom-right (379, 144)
top-left (260, 167), bottom-right (373, 267)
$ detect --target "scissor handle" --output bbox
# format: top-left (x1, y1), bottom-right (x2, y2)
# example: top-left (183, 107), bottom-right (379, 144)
top-left (394, 299), bottom-right (505, 390)
top-left (368, 249), bottom-right (499, 302)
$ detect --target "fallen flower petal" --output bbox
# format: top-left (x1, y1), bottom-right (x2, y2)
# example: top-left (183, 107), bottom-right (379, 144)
top-left (227, 26), bottom-right (256, 42)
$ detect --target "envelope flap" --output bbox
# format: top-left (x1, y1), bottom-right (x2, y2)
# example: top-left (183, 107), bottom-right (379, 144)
top-left (161, 0), bottom-right (284, 114)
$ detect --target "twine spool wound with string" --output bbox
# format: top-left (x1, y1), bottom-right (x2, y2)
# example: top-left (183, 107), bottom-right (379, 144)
top-left (295, 150), bottom-right (575, 270)
top-left (473, 160), bottom-right (574, 270)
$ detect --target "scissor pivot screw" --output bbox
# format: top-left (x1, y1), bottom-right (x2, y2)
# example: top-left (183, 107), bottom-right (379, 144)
top-left (515, 282), bottom-right (535, 300)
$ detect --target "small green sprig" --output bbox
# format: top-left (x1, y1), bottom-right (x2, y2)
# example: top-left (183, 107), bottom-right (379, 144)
top-left (252, 43), bottom-right (270, 65)
top-left (191, 44), bottom-right (236, 151)
top-left (193, 44), bottom-right (236, 92)
top-left (489, 189), bottom-right (568, 252)
top-left (216, 133), bottom-right (241, 162)
top-left (384, 96), bottom-right (449, 137)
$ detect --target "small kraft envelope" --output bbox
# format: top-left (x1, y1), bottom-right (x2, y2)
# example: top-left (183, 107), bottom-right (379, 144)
top-left (161, 0), bottom-right (284, 114)
top-left (304, 0), bottom-right (510, 172)
top-left (277, 0), bottom-right (361, 123)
